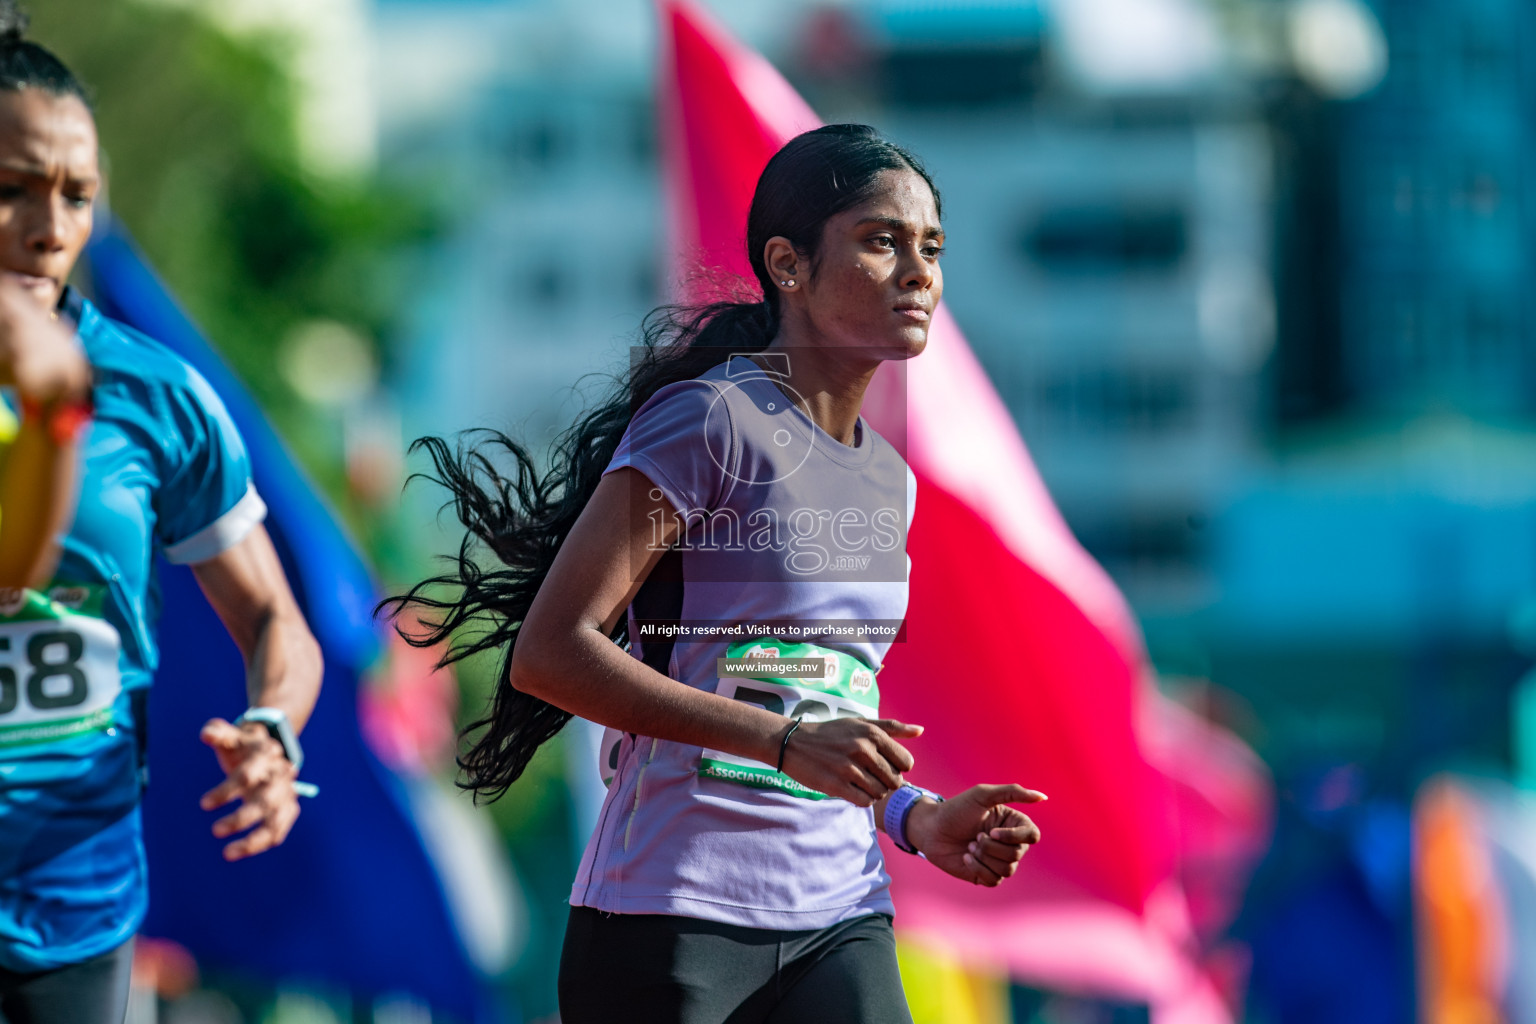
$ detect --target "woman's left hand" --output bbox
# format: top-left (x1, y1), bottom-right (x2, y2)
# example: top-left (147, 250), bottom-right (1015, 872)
top-left (197, 718), bottom-right (302, 861)
top-left (906, 784), bottom-right (1045, 886)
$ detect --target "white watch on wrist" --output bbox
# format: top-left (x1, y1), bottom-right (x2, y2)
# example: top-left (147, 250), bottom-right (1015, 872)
top-left (234, 707), bottom-right (318, 797)
top-left (235, 707), bottom-right (304, 770)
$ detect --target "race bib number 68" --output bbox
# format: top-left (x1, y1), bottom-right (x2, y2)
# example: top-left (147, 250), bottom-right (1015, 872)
top-left (0, 589), bottom-right (123, 750)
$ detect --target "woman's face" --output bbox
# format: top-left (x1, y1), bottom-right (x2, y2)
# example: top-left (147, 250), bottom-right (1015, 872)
top-left (0, 89), bottom-right (98, 310)
top-left (794, 167), bottom-right (943, 363)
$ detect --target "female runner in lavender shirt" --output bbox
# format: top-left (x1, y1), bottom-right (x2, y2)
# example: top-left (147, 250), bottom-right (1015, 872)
top-left (393, 125), bottom-right (1046, 1023)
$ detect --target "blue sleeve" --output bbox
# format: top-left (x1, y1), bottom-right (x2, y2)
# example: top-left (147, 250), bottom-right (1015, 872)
top-left (153, 366), bottom-right (267, 564)
top-left (603, 379), bottom-right (737, 516)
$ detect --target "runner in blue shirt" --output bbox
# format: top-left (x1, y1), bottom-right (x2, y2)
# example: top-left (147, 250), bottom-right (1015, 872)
top-left (0, 8), bottom-right (324, 1023)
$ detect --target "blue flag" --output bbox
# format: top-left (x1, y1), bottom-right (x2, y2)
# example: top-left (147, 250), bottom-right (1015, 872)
top-left (83, 220), bottom-right (502, 1023)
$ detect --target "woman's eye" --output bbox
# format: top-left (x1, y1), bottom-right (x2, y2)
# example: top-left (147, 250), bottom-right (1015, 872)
top-left (66, 193), bottom-right (92, 209)
top-left (871, 235), bottom-right (895, 249)
top-left (0, 184), bottom-right (22, 200)
top-left (923, 245), bottom-right (945, 259)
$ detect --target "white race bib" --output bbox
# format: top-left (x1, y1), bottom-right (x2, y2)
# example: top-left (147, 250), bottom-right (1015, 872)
top-left (598, 638), bottom-right (881, 799)
top-left (0, 588), bottom-right (123, 750)
top-left (700, 638), bottom-right (880, 800)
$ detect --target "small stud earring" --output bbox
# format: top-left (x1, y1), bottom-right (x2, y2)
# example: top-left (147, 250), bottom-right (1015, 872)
top-left (782, 279), bottom-right (794, 287)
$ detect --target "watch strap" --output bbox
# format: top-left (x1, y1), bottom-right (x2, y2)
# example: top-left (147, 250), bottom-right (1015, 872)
top-left (884, 784), bottom-right (942, 855)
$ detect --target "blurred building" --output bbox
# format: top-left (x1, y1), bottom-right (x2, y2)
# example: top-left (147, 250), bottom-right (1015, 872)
top-left (786, 0), bottom-right (1536, 805)
top-left (796, 1), bottom-right (1273, 616)
top-left (373, 0), bottom-right (655, 452)
top-left (1212, 0), bottom-right (1536, 765)
top-left (1337, 0), bottom-right (1536, 418)
top-left (371, 0), bottom-right (830, 450)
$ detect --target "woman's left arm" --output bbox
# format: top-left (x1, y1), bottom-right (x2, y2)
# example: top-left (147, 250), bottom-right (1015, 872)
top-left (876, 784), bottom-right (1046, 887)
top-left (188, 524), bottom-right (324, 861)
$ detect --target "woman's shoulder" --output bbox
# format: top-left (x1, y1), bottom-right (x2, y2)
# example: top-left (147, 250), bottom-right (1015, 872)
top-left (637, 363), bottom-right (734, 412)
top-left (77, 300), bottom-right (222, 406)
top-left (627, 364), bottom-right (739, 439)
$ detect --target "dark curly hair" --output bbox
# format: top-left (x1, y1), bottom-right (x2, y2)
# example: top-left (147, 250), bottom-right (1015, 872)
top-left (382, 124), bottom-right (940, 802)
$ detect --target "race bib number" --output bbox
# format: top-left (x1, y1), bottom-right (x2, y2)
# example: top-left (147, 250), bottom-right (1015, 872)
top-left (0, 588), bottom-right (123, 750)
top-left (700, 637), bottom-right (880, 800)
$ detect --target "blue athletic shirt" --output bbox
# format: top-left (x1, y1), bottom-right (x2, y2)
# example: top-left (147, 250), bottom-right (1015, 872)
top-left (0, 288), bottom-right (267, 971)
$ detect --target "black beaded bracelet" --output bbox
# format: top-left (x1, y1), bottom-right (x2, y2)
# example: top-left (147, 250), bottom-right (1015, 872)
top-left (776, 719), bottom-right (802, 772)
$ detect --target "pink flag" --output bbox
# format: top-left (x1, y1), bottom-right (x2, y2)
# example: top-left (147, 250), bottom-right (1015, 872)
top-left (658, 4), bottom-right (1267, 1019)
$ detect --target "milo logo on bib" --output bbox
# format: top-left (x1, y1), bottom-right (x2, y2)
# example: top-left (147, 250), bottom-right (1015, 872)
top-left (700, 637), bottom-right (881, 800)
top-left (0, 587), bottom-right (123, 749)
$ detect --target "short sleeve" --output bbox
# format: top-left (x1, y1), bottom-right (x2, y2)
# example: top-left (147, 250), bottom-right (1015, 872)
top-left (604, 379), bottom-right (736, 516)
top-left (154, 367), bottom-right (267, 564)
top-left (905, 463), bottom-right (916, 581)
top-left (905, 463), bottom-right (917, 529)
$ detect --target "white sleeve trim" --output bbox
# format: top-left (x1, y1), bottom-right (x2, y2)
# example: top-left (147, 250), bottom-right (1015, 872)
top-left (163, 483), bottom-right (268, 565)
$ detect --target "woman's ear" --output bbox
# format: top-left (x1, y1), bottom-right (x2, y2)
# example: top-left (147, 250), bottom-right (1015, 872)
top-left (762, 236), bottom-right (802, 293)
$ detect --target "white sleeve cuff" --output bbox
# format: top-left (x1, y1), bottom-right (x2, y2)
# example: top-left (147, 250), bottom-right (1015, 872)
top-left (162, 483), bottom-right (268, 564)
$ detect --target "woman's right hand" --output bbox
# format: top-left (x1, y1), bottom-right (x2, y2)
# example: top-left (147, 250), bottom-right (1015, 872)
top-left (0, 281), bottom-right (91, 404)
top-left (780, 717), bottom-right (922, 806)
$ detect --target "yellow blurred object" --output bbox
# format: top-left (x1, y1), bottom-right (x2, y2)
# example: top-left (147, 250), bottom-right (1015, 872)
top-left (896, 935), bottom-right (1011, 1024)
top-left (1414, 777), bottom-right (1508, 1024)
top-left (0, 400), bottom-right (14, 538)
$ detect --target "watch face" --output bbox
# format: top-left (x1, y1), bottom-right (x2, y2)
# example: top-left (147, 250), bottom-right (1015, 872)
top-left (239, 709), bottom-right (303, 770)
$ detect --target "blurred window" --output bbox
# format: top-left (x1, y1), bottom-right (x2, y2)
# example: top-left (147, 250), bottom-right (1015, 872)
top-left (1021, 204), bottom-right (1188, 275)
top-left (503, 118), bottom-right (565, 170)
top-left (1459, 21), bottom-right (1512, 91)
top-left (634, 260), bottom-right (658, 305)
top-left (1077, 517), bottom-right (1200, 574)
top-left (627, 101), bottom-right (656, 167)
top-left (879, 42), bottom-right (1043, 107)
top-left (530, 263), bottom-right (567, 307)
top-left (1034, 366), bottom-right (1196, 434)
top-left (1463, 292), bottom-right (1516, 368)
top-left (1457, 169), bottom-right (1503, 218)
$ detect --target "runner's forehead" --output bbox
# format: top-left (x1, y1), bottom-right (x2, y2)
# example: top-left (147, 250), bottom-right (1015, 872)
top-left (837, 169), bottom-right (942, 236)
top-left (0, 91), bottom-right (99, 182)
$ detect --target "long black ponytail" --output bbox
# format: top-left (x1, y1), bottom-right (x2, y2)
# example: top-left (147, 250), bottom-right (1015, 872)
top-left (382, 124), bottom-right (940, 802)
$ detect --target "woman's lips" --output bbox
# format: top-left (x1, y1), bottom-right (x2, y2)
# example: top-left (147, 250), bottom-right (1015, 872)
top-left (894, 307), bottom-right (930, 322)
top-left (2, 271), bottom-right (54, 296)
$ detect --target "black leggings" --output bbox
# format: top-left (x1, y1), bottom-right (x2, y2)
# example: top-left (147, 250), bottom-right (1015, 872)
top-left (0, 939), bottom-right (133, 1024)
top-left (559, 907), bottom-right (913, 1024)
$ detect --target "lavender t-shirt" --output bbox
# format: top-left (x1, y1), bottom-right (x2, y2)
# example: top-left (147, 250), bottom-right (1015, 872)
top-left (569, 355), bottom-right (915, 929)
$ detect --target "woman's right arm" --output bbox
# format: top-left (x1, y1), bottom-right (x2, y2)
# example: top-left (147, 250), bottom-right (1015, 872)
top-left (511, 466), bottom-right (921, 807)
top-left (0, 284), bottom-right (92, 588)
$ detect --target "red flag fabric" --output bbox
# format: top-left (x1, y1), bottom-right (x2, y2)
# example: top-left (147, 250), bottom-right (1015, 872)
top-left (658, 4), bottom-right (1265, 1019)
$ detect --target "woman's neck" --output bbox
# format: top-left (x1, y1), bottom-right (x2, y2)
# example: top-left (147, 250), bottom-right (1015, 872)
top-left (749, 337), bottom-right (878, 447)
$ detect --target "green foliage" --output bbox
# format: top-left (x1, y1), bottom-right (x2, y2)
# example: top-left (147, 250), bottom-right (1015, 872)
top-left (30, 0), bottom-right (432, 465)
